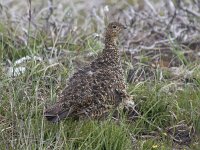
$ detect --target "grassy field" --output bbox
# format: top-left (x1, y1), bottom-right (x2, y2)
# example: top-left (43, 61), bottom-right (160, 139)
top-left (0, 0), bottom-right (200, 149)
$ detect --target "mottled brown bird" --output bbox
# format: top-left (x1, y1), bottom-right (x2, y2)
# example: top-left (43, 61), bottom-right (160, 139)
top-left (44, 22), bottom-right (134, 122)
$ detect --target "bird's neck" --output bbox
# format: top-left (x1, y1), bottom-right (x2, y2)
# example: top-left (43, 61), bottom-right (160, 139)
top-left (104, 34), bottom-right (117, 49)
top-left (102, 35), bottom-right (120, 63)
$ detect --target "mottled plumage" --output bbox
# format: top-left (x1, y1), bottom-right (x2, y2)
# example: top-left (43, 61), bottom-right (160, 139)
top-left (44, 22), bottom-right (133, 122)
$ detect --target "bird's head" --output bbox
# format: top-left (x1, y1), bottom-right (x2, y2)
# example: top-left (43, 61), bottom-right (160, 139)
top-left (105, 22), bottom-right (126, 38)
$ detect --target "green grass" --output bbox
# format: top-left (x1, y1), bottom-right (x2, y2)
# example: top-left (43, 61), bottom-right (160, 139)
top-left (1, 28), bottom-right (200, 150)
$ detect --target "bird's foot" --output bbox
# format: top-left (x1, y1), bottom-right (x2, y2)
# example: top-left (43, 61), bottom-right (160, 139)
top-left (123, 99), bottom-right (139, 121)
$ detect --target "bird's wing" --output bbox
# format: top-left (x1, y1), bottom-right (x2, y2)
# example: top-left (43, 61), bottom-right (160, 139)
top-left (44, 66), bottom-right (94, 122)
top-left (59, 66), bottom-right (94, 105)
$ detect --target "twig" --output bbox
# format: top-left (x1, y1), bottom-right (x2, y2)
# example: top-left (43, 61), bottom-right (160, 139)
top-left (180, 6), bottom-right (200, 18)
top-left (27, 0), bottom-right (32, 45)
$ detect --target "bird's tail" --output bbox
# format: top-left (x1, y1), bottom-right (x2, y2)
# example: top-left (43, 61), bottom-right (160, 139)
top-left (44, 103), bottom-right (73, 123)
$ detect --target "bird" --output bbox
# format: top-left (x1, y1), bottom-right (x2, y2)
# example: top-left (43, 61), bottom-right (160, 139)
top-left (44, 22), bottom-right (134, 123)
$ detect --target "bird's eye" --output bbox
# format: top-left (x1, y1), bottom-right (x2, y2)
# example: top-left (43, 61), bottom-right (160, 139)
top-left (112, 25), bottom-right (117, 29)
